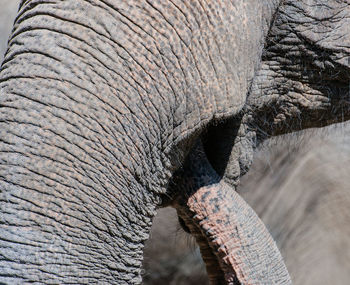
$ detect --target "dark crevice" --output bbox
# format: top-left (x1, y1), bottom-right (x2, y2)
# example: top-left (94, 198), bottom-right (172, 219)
top-left (160, 115), bottom-right (243, 207)
top-left (202, 116), bottom-right (242, 178)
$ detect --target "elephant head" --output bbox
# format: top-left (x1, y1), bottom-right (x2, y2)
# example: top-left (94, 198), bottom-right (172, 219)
top-left (0, 0), bottom-right (349, 284)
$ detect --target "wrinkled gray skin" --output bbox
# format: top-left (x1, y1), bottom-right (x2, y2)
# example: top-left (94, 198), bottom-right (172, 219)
top-left (145, 130), bottom-right (350, 285)
top-left (0, 0), bottom-right (350, 284)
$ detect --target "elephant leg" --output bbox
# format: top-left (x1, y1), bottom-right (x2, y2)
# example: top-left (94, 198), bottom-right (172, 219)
top-left (172, 141), bottom-right (291, 285)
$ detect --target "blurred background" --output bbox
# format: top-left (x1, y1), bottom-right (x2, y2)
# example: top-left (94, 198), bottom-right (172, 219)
top-left (0, 0), bottom-right (19, 63)
top-left (1, 1), bottom-right (349, 284)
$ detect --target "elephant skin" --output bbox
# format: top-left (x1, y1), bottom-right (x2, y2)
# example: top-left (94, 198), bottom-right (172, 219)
top-left (1, 0), bottom-right (350, 284)
top-left (144, 127), bottom-right (350, 285)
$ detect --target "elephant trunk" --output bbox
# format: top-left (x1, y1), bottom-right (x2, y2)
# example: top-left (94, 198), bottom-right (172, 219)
top-left (175, 143), bottom-right (291, 284)
top-left (0, 2), bottom-right (163, 283)
top-left (0, 0), bottom-right (285, 283)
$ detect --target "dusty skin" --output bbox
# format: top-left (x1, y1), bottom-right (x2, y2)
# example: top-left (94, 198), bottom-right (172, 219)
top-left (1, 1), bottom-right (350, 284)
top-left (144, 129), bottom-right (350, 285)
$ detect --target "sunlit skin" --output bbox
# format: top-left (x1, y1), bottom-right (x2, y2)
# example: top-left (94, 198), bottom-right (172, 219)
top-left (1, 0), bottom-right (350, 284)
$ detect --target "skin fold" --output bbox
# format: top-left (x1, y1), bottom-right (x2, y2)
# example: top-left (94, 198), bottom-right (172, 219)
top-left (0, 0), bottom-right (350, 284)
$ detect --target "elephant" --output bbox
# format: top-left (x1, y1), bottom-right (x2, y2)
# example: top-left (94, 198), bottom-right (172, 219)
top-left (1, 0), bottom-right (350, 284)
top-left (143, 128), bottom-right (350, 285)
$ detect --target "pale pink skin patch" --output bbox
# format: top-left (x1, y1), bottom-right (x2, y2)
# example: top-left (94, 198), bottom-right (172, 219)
top-left (173, 143), bottom-right (291, 285)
